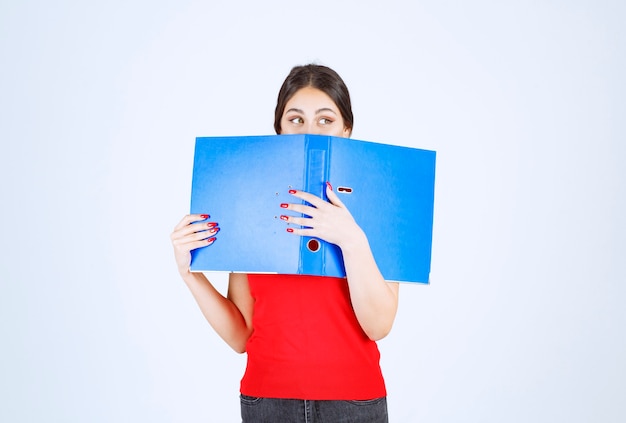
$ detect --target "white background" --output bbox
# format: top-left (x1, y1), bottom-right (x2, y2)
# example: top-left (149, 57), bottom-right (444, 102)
top-left (1, 1), bottom-right (624, 421)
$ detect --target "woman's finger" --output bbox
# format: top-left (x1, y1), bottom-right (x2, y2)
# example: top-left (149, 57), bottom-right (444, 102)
top-left (288, 189), bottom-right (327, 208)
top-left (171, 231), bottom-right (218, 253)
top-left (283, 215), bottom-right (312, 228)
top-left (174, 236), bottom-right (217, 252)
top-left (172, 219), bottom-right (218, 240)
top-left (286, 227), bottom-right (316, 237)
top-left (282, 202), bottom-right (318, 218)
top-left (325, 182), bottom-right (346, 209)
top-left (177, 226), bottom-right (220, 243)
top-left (173, 213), bottom-right (210, 231)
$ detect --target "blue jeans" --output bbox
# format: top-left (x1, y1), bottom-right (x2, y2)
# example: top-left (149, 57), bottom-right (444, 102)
top-left (240, 395), bottom-right (388, 423)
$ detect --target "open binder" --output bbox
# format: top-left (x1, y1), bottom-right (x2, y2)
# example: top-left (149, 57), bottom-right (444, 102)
top-left (189, 134), bottom-right (436, 284)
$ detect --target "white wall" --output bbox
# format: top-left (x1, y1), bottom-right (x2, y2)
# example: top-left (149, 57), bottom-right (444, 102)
top-left (1, 1), bottom-right (624, 421)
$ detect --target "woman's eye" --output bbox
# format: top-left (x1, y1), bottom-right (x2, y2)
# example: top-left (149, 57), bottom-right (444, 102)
top-left (319, 118), bottom-right (333, 125)
top-left (289, 117), bottom-right (303, 124)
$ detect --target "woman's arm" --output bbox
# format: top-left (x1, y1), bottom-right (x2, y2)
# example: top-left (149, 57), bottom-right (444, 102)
top-left (339, 229), bottom-right (399, 341)
top-left (281, 185), bottom-right (399, 341)
top-left (171, 215), bottom-right (254, 353)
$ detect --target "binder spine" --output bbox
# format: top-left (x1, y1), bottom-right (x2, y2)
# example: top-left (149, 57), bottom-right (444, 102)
top-left (298, 136), bottom-right (331, 275)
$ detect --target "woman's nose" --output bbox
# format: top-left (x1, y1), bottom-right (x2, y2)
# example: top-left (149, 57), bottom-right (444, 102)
top-left (303, 122), bottom-right (322, 135)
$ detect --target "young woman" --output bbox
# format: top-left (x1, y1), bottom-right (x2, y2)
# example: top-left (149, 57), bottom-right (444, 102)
top-left (170, 64), bottom-right (399, 423)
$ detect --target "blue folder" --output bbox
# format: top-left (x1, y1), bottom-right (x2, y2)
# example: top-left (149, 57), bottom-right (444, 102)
top-left (189, 134), bottom-right (436, 284)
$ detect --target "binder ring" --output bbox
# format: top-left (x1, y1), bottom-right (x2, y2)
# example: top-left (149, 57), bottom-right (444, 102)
top-left (307, 238), bottom-right (320, 253)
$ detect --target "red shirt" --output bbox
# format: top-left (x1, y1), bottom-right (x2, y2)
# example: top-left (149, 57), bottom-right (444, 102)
top-left (240, 274), bottom-right (387, 400)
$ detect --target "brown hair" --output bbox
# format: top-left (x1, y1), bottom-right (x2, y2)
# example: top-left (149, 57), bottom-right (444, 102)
top-left (273, 64), bottom-right (353, 135)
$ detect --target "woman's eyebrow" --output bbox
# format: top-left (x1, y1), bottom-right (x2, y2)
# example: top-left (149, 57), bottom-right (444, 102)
top-left (284, 107), bottom-right (337, 115)
top-left (315, 107), bottom-right (337, 115)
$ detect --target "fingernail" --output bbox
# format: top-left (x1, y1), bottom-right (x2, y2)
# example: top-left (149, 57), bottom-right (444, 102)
top-left (210, 227), bottom-right (220, 234)
top-left (207, 237), bottom-right (216, 243)
top-left (280, 203), bottom-right (288, 208)
top-left (326, 181), bottom-right (333, 191)
top-left (280, 215), bottom-right (289, 221)
top-left (289, 189), bottom-right (297, 194)
top-left (286, 228), bottom-right (294, 233)
top-left (201, 214), bottom-right (210, 219)
top-left (207, 222), bottom-right (218, 228)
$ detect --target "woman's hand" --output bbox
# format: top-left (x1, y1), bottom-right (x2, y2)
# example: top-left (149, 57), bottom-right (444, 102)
top-left (280, 182), bottom-right (398, 340)
top-left (170, 215), bottom-right (252, 352)
top-left (280, 182), bottom-right (365, 250)
top-left (170, 214), bottom-right (219, 274)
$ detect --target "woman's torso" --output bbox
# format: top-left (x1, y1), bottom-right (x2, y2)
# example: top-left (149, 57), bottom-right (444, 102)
top-left (240, 274), bottom-right (386, 400)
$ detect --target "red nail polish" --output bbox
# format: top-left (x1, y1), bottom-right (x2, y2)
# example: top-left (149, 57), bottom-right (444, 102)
top-left (280, 203), bottom-right (288, 208)
top-left (207, 222), bottom-right (218, 228)
top-left (207, 237), bottom-right (216, 243)
top-left (289, 189), bottom-right (297, 194)
top-left (210, 227), bottom-right (220, 234)
top-left (200, 214), bottom-right (210, 219)
top-left (280, 215), bottom-right (289, 221)
top-left (326, 181), bottom-right (333, 191)
top-left (286, 228), bottom-right (294, 233)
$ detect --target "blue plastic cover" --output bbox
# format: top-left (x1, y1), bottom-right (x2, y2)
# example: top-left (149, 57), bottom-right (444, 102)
top-left (189, 134), bottom-right (436, 284)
